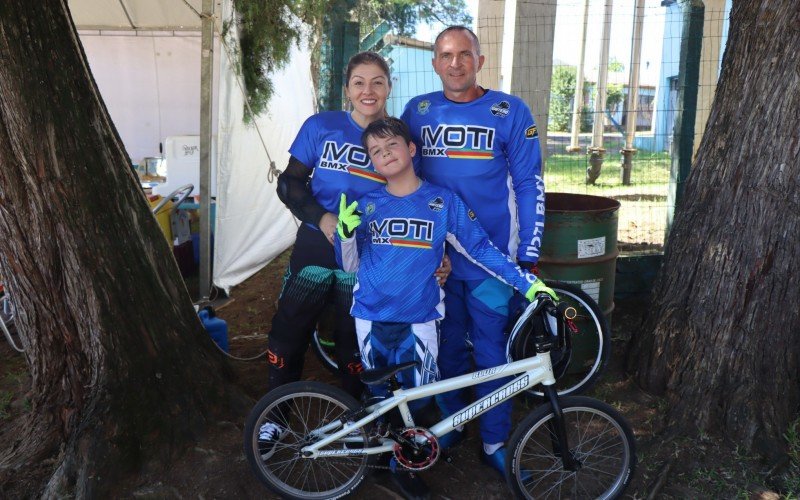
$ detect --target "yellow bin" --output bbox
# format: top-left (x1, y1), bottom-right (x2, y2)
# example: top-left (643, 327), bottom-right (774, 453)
top-left (148, 196), bottom-right (174, 242)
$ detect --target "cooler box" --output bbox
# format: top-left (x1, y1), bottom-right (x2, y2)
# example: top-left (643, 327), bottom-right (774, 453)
top-left (153, 135), bottom-right (217, 197)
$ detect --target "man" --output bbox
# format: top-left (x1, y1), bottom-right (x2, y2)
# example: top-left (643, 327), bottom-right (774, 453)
top-left (401, 25), bottom-right (545, 476)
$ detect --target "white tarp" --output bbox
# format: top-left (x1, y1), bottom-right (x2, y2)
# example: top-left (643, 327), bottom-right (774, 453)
top-left (79, 31), bottom-right (218, 166)
top-left (72, 0), bottom-right (311, 292)
top-left (213, 1), bottom-right (309, 291)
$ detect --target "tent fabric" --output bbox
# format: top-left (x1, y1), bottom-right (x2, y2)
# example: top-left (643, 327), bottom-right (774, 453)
top-left (213, 1), bottom-right (311, 292)
top-left (68, 0), bottom-right (211, 30)
top-left (79, 31), bottom-right (219, 166)
top-left (71, 0), bottom-right (311, 292)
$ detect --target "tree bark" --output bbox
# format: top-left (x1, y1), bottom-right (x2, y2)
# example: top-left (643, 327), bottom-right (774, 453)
top-left (0, 2), bottom-right (247, 496)
top-left (627, 0), bottom-right (800, 454)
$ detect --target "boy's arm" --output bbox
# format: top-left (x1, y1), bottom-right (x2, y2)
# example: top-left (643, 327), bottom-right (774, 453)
top-left (334, 194), bottom-right (364, 273)
top-left (445, 193), bottom-right (540, 294)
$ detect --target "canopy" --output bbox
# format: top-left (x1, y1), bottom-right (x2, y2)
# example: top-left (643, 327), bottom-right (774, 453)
top-left (69, 0), bottom-right (309, 292)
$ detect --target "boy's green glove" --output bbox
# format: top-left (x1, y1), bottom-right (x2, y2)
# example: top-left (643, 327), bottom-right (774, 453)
top-left (525, 280), bottom-right (559, 302)
top-left (337, 193), bottom-right (361, 239)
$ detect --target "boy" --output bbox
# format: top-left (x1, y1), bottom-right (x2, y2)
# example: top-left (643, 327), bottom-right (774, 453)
top-left (334, 117), bottom-right (556, 499)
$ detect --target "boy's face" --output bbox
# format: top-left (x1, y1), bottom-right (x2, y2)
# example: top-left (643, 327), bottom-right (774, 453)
top-left (365, 134), bottom-right (416, 180)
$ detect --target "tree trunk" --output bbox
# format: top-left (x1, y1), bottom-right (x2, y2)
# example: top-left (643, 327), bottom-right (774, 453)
top-left (627, 0), bottom-right (800, 454)
top-left (0, 2), bottom-right (247, 496)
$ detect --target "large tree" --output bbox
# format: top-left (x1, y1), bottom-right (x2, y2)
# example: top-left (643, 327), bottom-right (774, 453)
top-left (628, 0), bottom-right (800, 454)
top-left (0, 2), bottom-right (246, 496)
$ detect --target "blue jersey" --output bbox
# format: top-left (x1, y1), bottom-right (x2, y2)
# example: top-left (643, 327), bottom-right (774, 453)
top-left (335, 181), bottom-right (537, 323)
top-left (289, 111), bottom-right (387, 217)
top-left (401, 90), bottom-right (545, 281)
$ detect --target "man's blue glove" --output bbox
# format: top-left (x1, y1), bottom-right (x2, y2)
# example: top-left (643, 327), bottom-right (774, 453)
top-left (525, 280), bottom-right (559, 302)
top-left (337, 193), bottom-right (361, 239)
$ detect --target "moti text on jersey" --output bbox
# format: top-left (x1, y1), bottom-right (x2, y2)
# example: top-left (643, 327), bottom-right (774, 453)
top-left (420, 125), bottom-right (495, 160)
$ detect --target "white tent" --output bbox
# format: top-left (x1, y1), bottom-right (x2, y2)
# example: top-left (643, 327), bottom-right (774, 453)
top-left (68, 0), bottom-right (309, 292)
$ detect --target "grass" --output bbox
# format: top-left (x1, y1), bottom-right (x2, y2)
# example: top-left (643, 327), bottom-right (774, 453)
top-left (544, 150), bottom-right (671, 250)
top-left (545, 151), bottom-right (670, 197)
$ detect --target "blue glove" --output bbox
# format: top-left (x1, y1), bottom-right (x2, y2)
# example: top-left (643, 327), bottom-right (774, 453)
top-left (337, 193), bottom-right (361, 239)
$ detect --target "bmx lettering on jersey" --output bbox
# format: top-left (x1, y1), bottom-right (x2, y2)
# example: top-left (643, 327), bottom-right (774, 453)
top-left (527, 174), bottom-right (546, 260)
top-left (319, 141), bottom-right (370, 171)
top-left (369, 218), bottom-right (434, 248)
top-left (452, 375), bottom-right (530, 427)
top-left (420, 125), bottom-right (495, 158)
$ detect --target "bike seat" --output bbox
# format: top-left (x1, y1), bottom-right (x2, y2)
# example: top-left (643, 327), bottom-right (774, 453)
top-left (359, 361), bottom-right (418, 386)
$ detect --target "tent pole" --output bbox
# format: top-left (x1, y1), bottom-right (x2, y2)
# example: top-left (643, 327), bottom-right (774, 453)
top-left (199, 0), bottom-right (214, 300)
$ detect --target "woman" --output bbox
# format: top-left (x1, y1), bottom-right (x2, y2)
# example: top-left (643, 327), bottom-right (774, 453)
top-left (265, 52), bottom-right (448, 400)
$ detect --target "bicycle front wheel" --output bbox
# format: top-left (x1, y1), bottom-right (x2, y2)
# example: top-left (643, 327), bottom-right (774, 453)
top-left (243, 381), bottom-right (370, 499)
top-left (506, 396), bottom-right (636, 499)
top-left (528, 281), bottom-right (611, 399)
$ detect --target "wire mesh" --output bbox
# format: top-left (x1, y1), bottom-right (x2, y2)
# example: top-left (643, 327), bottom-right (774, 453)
top-left (319, 0), bottom-right (731, 256)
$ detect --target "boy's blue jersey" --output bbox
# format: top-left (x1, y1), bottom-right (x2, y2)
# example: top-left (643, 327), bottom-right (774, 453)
top-left (289, 111), bottom-right (386, 216)
top-left (335, 181), bottom-right (537, 323)
top-left (401, 90), bottom-right (545, 281)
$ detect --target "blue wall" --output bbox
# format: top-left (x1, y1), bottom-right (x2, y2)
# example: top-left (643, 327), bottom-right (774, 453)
top-left (382, 44), bottom-right (441, 118)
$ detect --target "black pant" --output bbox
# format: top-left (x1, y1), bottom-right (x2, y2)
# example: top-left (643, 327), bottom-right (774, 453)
top-left (267, 223), bottom-right (362, 398)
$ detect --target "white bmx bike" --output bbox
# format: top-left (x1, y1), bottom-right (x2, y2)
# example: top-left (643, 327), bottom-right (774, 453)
top-left (244, 293), bottom-right (636, 499)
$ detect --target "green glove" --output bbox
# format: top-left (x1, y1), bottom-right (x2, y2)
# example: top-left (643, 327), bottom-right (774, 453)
top-left (525, 279), bottom-right (559, 302)
top-left (337, 193), bottom-right (361, 239)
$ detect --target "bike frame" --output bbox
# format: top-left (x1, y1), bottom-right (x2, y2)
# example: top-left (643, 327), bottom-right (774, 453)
top-left (302, 351), bottom-right (558, 459)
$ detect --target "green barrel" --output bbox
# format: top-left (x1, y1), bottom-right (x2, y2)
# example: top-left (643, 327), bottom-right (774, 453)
top-left (537, 193), bottom-right (620, 371)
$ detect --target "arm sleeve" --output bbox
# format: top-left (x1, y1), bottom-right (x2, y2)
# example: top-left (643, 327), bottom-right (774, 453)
top-left (445, 193), bottom-right (537, 294)
top-left (334, 198), bottom-right (368, 272)
top-left (505, 100), bottom-right (545, 265)
top-left (276, 156), bottom-right (328, 225)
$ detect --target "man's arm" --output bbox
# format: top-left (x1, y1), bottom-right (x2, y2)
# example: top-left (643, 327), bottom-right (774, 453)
top-left (504, 99), bottom-right (545, 267)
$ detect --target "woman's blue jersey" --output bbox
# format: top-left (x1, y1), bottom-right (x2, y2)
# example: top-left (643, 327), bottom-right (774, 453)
top-left (289, 111), bottom-right (386, 217)
top-left (401, 90), bottom-right (544, 281)
top-left (335, 181), bottom-right (538, 323)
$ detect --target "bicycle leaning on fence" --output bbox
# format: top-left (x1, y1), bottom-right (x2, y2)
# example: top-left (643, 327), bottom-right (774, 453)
top-left (244, 292), bottom-right (636, 500)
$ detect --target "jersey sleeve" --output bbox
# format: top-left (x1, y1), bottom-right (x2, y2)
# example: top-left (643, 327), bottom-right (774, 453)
top-left (334, 198), bottom-right (368, 272)
top-left (445, 192), bottom-right (537, 294)
top-left (288, 115), bottom-right (320, 169)
top-left (505, 99), bottom-right (545, 265)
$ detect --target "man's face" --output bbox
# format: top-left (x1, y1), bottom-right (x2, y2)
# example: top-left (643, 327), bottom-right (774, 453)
top-left (432, 30), bottom-right (485, 96)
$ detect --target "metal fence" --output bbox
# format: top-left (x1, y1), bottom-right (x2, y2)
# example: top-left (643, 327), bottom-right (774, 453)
top-left (318, 0), bottom-right (731, 256)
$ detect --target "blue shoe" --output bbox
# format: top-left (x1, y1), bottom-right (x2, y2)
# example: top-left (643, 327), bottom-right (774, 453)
top-left (480, 446), bottom-right (508, 476)
top-left (437, 428), bottom-right (465, 450)
top-left (481, 447), bottom-right (533, 482)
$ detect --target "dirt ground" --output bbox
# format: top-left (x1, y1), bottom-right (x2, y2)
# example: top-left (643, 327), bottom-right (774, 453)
top-left (0, 249), bottom-right (796, 499)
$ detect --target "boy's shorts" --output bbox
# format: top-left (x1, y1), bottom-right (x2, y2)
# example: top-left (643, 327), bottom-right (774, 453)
top-left (355, 318), bottom-right (440, 398)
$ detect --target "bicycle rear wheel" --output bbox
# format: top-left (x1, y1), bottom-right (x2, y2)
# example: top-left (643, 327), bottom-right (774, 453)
top-left (506, 396), bottom-right (636, 499)
top-left (311, 329), bottom-right (339, 374)
top-left (528, 281), bottom-right (610, 399)
top-left (243, 381), bottom-right (371, 499)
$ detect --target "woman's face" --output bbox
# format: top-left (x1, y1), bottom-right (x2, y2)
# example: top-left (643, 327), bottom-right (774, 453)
top-left (346, 63), bottom-right (390, 124)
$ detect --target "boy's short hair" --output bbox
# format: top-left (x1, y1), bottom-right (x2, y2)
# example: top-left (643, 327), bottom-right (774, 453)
top-left (361, 117), bottom-right (413, 150)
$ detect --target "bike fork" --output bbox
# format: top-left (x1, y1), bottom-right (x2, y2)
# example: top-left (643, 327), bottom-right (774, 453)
top-left (544, 385), bottom-right (580, 471)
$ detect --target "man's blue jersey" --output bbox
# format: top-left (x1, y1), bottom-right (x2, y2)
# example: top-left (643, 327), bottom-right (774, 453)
top-left (289, 111), bottom-right (387, 217)
top-left (335, 181), bottom-right (537, 323)
top-left (401, 90), bottom-right (545, 281)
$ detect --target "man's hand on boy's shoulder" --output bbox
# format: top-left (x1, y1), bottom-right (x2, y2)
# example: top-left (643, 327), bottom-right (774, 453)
top-left (337, 193), bottom-right (362, 239)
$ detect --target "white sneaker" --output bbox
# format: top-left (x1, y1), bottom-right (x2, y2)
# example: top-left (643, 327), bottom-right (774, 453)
top-left (258, 422), bottom-right (287, 459)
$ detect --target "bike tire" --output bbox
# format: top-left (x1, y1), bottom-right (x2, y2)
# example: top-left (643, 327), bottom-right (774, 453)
top-left (243, 381), bottom-right (371, 499)
top-left (527, 281), bottom-right (611, 399)
top-left (311, 329), bottom-right (339, 374)
top-left (505, 396), bottom-right (636, 499)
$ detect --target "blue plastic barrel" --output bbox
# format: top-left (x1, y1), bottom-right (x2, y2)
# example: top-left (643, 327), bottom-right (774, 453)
top-left (198, 307), bottom-right (228, 352)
